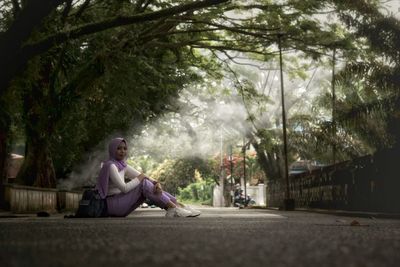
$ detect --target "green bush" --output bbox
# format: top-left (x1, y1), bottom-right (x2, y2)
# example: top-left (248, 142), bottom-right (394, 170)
top-left (177, 180), bottom-right (213, 204)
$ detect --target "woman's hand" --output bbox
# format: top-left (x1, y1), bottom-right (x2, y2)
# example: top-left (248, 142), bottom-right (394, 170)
top-left (136, 173), bottom-right (147, 182)
top-left (153, 182), bottom-right (163, 195)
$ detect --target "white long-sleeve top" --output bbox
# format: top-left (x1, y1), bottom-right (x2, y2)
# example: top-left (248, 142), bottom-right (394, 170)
top-left (107, 164), bottom-right (142, 196)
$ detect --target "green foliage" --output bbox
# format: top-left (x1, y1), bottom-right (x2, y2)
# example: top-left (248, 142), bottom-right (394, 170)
top-left (127, 155), bottom-right (158, 174)
top-left (150, 157), bottom-right (212, 195)
top-left (13, 0), bottom-right (225, 180)
top-left (309, 1), bottom-right (400, 155)
top-left (177, 179), bottom-right (213, 205)
top-left (288, 114), bottom-right (370, 163)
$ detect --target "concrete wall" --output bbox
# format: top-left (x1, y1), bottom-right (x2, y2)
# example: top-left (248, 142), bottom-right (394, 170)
top-left (212, 185), bottom-right (225, 207)
top-left (3, 184), bottom-right (82, 213)
top-left (57, 191), bottom-right (83, 212)
top-left (245, 184), bottom-right (267, 206)
top-left (212, 184), bottom-right (267, 207)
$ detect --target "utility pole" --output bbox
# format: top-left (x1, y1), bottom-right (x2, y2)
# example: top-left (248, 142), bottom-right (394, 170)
top-left (278, 32), bottom-right (294, 210)
top-left (219, 130), bottom-right (225, 207)
top-left (243, 138), bottom-right (247, 207)
top-left (332, 48), bottom-right (337, 166)
top-left (229, 144), bottom-right (234, 207)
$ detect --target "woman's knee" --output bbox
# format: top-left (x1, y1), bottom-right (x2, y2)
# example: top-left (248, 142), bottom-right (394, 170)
top-left (141, 179), bottom-right (154, 191)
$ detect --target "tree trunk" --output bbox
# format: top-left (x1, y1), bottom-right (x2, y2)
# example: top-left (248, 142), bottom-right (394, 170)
top-left (16, 136), bottom-right (56, 188)
top-left (0, 124), bottom-right (10, 182)
top-left (0, 102), bottom-right (12, 208)
top-left (249, 132), bottom-right (282, 181)
top-left (0, 130), bottom-right (9, 208)
top-left (0, 132), bottom-right (7, 182)
top-left (15, 79), bottom-right (57, 188)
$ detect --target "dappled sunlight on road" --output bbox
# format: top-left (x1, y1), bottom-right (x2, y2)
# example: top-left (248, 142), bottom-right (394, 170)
top-left (129, 207), bottom-right (286, 219)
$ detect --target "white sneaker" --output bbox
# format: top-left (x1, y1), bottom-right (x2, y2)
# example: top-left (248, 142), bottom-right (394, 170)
top-left (165, 207), bottom-right (192, 217)
top-left (183, 205), bottom-right (201, 217)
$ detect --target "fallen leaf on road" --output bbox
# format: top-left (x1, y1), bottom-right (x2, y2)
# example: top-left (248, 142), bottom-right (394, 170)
top-left (349, 220), bottom-right (369, 227)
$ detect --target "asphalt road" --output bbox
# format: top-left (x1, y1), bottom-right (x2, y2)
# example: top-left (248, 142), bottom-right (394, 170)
top-left (0, 207), bottom-right (399, 267)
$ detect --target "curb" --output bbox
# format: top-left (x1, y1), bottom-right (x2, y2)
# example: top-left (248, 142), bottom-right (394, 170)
top-left (295, 208), bottom-right (400, 219)
top-left (259, 207), bottom-right (400, 219)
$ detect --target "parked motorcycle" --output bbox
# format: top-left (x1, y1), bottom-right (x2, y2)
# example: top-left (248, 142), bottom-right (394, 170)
top-left (234, 188), bottom-right (255, 207)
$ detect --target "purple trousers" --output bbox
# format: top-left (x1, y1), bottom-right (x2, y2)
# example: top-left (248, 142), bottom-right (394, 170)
top-left (106, 179), bottom-right (177, 217)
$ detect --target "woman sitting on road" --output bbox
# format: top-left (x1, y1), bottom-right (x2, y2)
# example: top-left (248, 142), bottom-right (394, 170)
top-left (96, 137), bottom-right (201, 218)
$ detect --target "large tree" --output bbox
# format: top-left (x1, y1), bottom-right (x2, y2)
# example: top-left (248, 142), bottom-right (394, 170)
top-left (0, 0), bottom-right (229, 186)
top-left (332, 0), bottom-right (400, 151)
top-left (287, 0), bottom-right (400, 165)
top-left (2, 0), bottom-right (395, 189)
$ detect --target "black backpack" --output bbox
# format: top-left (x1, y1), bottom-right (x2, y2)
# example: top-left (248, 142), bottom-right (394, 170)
top-left (74, 189), bottom-right (108, 218)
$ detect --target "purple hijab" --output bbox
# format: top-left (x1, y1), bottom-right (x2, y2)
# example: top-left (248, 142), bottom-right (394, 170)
top-left (96, 138), bottom-right (128, 199)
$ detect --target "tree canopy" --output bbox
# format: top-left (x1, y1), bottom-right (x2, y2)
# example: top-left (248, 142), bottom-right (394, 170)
top-left (0, 0), bottom-right (399, 188)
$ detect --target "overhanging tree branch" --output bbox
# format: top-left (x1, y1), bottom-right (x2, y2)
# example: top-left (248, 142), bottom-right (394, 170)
top-left (21, 0), bottom-right (229, 58)
top-left (0, 0), bottom-right (228, 97)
